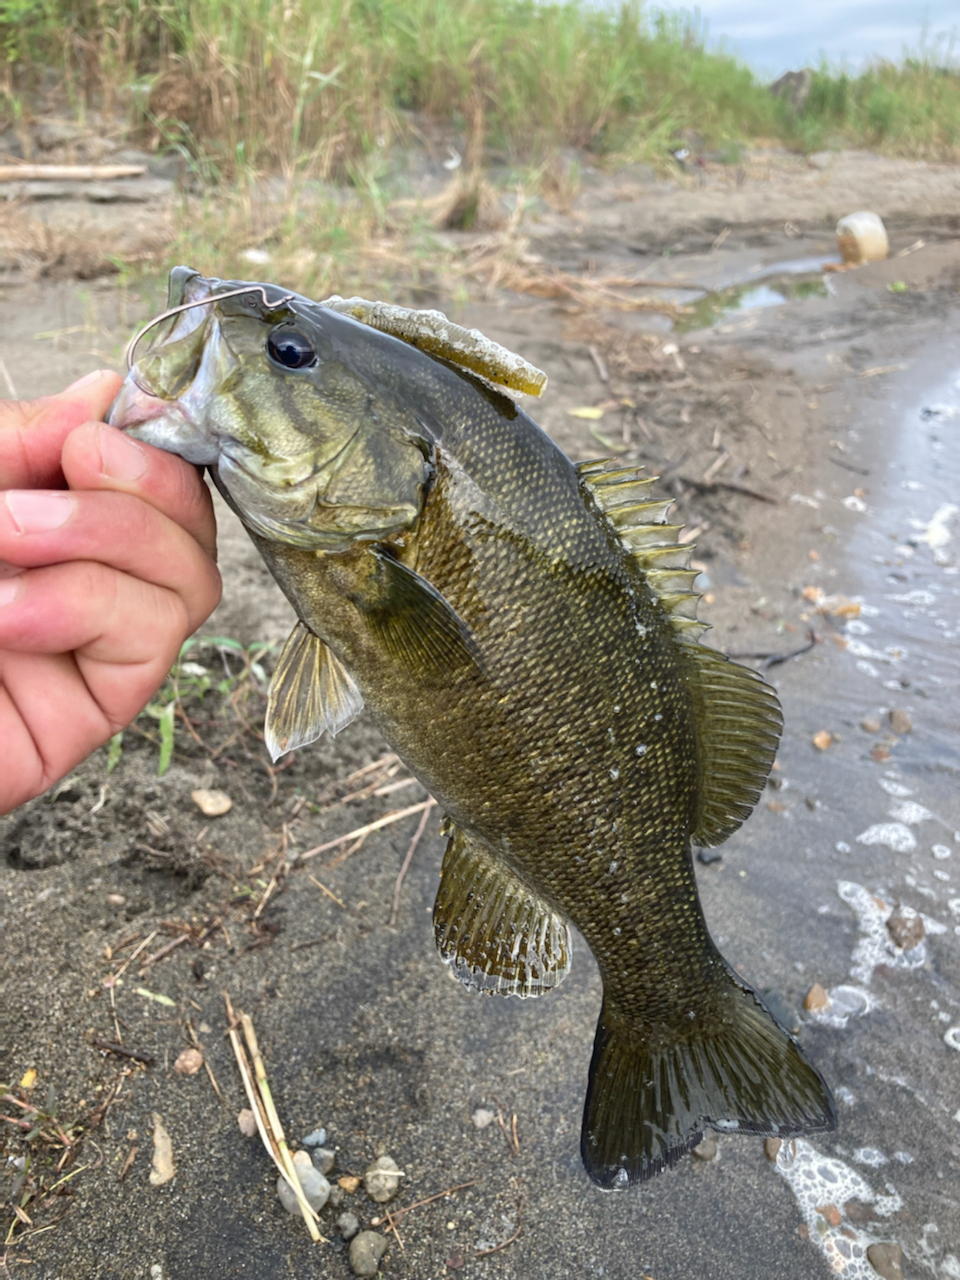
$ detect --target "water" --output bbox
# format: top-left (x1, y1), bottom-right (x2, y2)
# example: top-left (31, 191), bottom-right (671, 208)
top-left (675, 273), bottom-right (829, 332)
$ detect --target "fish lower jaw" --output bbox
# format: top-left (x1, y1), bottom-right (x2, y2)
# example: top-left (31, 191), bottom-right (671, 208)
top-left (108, 378), bottom-right (218, 466)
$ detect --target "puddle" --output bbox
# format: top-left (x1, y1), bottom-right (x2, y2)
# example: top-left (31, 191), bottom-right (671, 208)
top-left (675, 273), bottom-right (829, 332)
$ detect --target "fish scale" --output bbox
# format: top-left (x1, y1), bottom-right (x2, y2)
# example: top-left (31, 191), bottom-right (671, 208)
top-left (110, 266), bottom-right (837, 1187)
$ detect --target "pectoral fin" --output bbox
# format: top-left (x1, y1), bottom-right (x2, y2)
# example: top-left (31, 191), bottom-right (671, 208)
top-left (434, 822), bottom-right (571, 998)
top-left (361, 549), bottom-right (483, 682)
top-left (265, 622), bottom-right (364, 761)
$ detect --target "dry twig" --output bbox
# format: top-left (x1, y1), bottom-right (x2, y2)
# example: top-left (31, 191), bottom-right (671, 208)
top-left (389, 800), bottom-right (436, 926)
top-left (299, 800), bottom-right (435, 862)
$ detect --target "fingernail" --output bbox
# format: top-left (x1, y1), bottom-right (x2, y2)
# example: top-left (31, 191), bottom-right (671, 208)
top-left (99, 424), bottom-right (147, 481)
top-left (0, 573), bottom-right (22, 606)
top-left (5, 491), bottom-right (74, 534)
top-left (66, 369), bottom-right (108, 392)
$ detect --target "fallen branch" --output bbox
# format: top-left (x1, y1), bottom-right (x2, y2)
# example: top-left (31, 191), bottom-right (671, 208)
top-left (678, 475), bottom-right (778, 505)
top-left (389, 800), bottom-right (437, 926)
top-left (0, 163), bottom-right (147, 181)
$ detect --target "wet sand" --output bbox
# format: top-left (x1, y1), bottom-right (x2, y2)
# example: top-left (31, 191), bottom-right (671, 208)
top-left (2, 156), bottom-right (959, 1279)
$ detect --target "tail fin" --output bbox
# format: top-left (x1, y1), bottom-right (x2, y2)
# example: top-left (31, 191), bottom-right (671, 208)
top-left (581, 980), bottom-right (836, 1188)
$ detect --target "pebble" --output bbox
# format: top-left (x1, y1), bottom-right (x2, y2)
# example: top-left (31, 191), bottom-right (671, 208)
top-left (339, 1175), bottom-right (361, 1195)
top-left (866, 1241), bottom-right (904, 1280)
top-left (328, 1185), bottom-right (345, 1208)
top-left (173, 1048), bottom-right (203, 1076)
top-left (861, 716), bottom-right (881, 734)
top-left (277, 1150), bottom-right (330, 1214)
top-left (302, 1128), bottom-right (327, 1147)
top-left (348, 1231), bottom-right (388, 1277)
top-left (812, 730), bottom-right (832, 751)
top-left (190, 788), bottom-right (232, 817)
top-left (888, 709), bottom-right (912, 736)
top-left (236, 1109), bottom-right (257, 1137)
top-left (312, 1147), bottom-right (336, 1176)
top-left (337, 1211), bottom-right (360, 1241)
top-left (363, 1155), bottom-right (403, 1203)
top-left (764, 1137), bottom-right (782, 1162)
top-left (886, 906), bottom-right (924, 951)
top-left (803, 983), bottom-right (830, 1012)
top-left (816, 1203), bottom-right (842, 1228)
top-left (843, 1198), bottom-right (873, 1225)
top-left (692, 1135), bottom-right (717, 1161)
top-left (471, 1108), bottom-right (496, 1130)
top-left (697, 848), bottom-right (722, 865)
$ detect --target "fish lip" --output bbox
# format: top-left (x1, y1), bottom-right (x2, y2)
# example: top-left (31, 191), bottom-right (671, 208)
top-left (107, 375), bottom-right (196, 433)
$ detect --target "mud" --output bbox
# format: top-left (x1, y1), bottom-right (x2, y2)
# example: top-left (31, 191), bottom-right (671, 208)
top-left (2, 152), bottom-right (959, 1280)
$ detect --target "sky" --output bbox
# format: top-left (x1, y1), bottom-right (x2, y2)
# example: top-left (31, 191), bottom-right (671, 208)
top-left (641, 2), bottom-right (960, 78)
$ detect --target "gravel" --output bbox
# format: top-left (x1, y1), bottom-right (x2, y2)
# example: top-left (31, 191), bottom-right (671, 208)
top-left (363, 1155), bottom-right (403, 1204)
top-left (348, 1231), bottom-right (389, 1277)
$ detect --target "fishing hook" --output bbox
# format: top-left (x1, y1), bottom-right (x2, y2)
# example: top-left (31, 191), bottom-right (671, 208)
top-left (125, 284), bottom-right (296, 370)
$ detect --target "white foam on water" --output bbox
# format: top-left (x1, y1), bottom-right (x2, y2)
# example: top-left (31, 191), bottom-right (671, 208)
top-left (809, 984), bottom-right (876, 1030)
top-left (879, 779), bottom-right (914, 798)
top-left (837, 882), bottom-right (945, 985)
top-left (856, 823), bottom-right (917, 854)
top-left (853, 1147), bottom-right (888, 1167)
top-left (774, 1139), bottom-right (898, 1277)
top-left (945, 1027), bottom-right (960, 1051)
top-left (888, 801), bottom-right (934, 826)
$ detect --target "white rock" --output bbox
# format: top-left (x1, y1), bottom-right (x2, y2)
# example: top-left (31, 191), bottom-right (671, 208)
top-left (277, 1149), bottom-right (330, 1213)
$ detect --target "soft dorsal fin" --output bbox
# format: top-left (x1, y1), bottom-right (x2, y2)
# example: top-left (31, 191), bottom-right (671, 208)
top-left (321, 296), bottom-right (548, 397)
top-left (577, 460), bottom-right (781, 843)
top-left (265, 622), bottom-right (364, 761)
top-left (577, 460), bottom-right (709, 642)
top-left (686, 643), bottom-right (783, 847)
top-left (434, 821), bottom-right (572, 998)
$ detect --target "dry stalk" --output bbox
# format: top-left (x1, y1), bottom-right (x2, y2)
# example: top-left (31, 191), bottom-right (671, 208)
top-left (299, 799), bottom-right (435, 861)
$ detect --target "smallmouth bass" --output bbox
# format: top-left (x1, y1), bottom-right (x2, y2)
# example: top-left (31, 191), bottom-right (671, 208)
top-left (110, 268), bottom-right (836, 1186)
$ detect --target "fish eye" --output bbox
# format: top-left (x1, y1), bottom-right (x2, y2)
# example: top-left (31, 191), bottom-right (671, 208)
top-left (267, 327), bottom-right (317, 370)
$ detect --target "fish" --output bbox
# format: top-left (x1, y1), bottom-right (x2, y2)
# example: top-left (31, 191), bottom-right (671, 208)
top-left (110, 266), bottom-right (837, 1187)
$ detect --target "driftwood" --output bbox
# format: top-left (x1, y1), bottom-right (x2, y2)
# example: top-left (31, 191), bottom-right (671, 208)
top-left (0, 164), bottom-right (146, 182)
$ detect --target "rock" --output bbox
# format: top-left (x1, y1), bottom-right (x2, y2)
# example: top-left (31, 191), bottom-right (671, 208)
top-left (173, 1047), bottom-right (203, 1075)
top-left (339, 1175), bottom-right (361, 1194)
top-left (886, 906), bottom-right (924, 951)
top-left (803, 983), bottom-right (830, 1012)
top-left (692, 1135), bottom-right (718, 1161)
top-left (471, 1108), bottom-right (496, 1130)
top-left (844, 1198), bottom-right (873, 1225)
top-left (764, 1137), bottom-right (782, 1162)
top-left (363, 1155), bottom-right (403, 1203)
top-left (328, 1185), bottom-right (344, 1208)
top-left (337, 1212), bottom-right (360, 1241)
top-left (870, 745), bottom-right (891, 763)
top-left (349, 1231), bottom-right (388, 1278)
top-left (861, 716), bottom-right (881, 733)
top-left (889, 708), bottom-right (912, 735)
top-left (816, 1203), bottom-right (842, 1228)
top-left (237, 1108), bottom-right (257, 1137)
top-left (812, 730), bottom-right (832, 751)
top-left (312, 1146), bottom-right (336, 1175)
top-left (836, 211), bottom-right (889, 265)
top-left (277, 1150), bottom-right (330, 1214)
top-left (106, 893), bottom-right (126, 906)
top-left (866, 1241), bottom-right (904, 1280)
top-left (804, 794), bottom-right (820, 810)
top-left (191, 788), bottom-right (232, 817)
top-left (769, 69), bottom-right (813, 112)
top-left (696, 848), bottom-right (722, 865)
top-left (302, 1128), bottom-right (327, 1147)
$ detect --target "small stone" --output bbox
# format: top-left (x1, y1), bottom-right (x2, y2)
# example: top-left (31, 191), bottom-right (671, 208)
top-left (804, 795), bottom-right (820, 810)
top-left (149, 1113), bottom-right (175, 1186)
top-left (302, 1128), bottom-right (327, 1147)
top-left (798, 1224), bottom-right (810, 1240)
top-left (337, 1211), bottom-right (360, 1241)
top-left (471, 1108), bottom-right (496, 1130)
top-left (364, 1155), bottom-right (403, 1203)
top-left (328, 1185), bottom-right (344, 1208)
top-left (173, 1047), bottom-right (203, 1075)
top-left (237, 1109), bottom-right (257, 1137)
top-left (866, 1241), bottom-right (904, 1280)
top-left (696, 848), bottom-right (722, 865)
top-left (803, 983), bottom-right (830, 1012)
top-left (886, 906), bottom-right (924, 951)
top-left (812, 730), bottom-right (832, 751)
top-left (870, 745), bottom-right (892, 763)
top-left (764, 1137), bottom-right (782, 1162)
top-left (312, 1146), bottom-right (335, 1175)
top-left (692, 1135), bottom-right (717, 1161)
top-left (844, 1198), bottom-right (873, 1225)
top-left (888, 709), bottom-right (912, 736)
top-left (861, 716), bottom-right (881, 733)
top-left (817, 1203), bottom-right (842, 1228)
top-left (190, 788), bottom-right (232, 817)
top-left (277, 1150), bottom-right (330, 1214)
top-left (349, 1231), bottom-right (388, 1278)
top-left (106, 893), bottom-right (126, 907)
top-left (339, 1175), bottom-right (361, 1195)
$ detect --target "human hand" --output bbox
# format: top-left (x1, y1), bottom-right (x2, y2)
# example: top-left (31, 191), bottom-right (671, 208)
top-left (0, 370), bottom-right (222, 815)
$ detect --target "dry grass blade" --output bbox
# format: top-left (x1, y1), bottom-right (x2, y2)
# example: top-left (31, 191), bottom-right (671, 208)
top-left (389, 800), bottom-right (436, 927)
top-left (299, 799), bottom-right (436, 861)
top-left (308, 874), bottom-right (345, 909)
top-left (222, 995), bottom-right (324, 1242)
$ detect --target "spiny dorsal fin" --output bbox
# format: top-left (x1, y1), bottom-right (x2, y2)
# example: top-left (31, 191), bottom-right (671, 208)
top-left (321, 296), bottom-right (548, 397)
top-left (434, 821), bottom-right (572, 999)
top-left (265, 622), bottom-right (364, 762)
top-left (686, 644), bottom-right (783, 847)
top-left (578, 461), bottom-right (708, 640)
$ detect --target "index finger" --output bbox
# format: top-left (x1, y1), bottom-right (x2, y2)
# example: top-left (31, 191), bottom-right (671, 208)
top-left (0, 370), bottom-right (123, 489)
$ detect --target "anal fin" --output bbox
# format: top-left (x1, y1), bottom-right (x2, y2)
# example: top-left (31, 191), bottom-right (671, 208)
top-left (434, 823), bottom-right (571, 998)
top-left (265, 621), bottom-right (363, 761)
